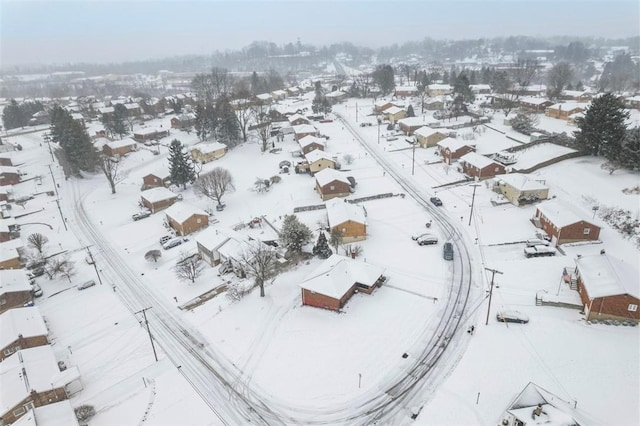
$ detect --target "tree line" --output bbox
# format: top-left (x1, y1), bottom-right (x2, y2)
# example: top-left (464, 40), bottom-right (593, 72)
top-left (2, 99), bottom-right (44, 130)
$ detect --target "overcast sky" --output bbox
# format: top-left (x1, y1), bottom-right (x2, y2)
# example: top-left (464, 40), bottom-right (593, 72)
top-left (1, 0), bottom-right (638, 66)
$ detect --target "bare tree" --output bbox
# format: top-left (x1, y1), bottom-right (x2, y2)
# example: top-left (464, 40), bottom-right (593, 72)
top-left (500, 59), bottom-right (539, 116)
top-left (98, 154), bottom-right (127, 194)
top-left (59, 259), bottom-right (76, 283)
top-left (547, 62), bottom-right (574, 100)
top-left (173, 253), bottom-right (204, 283)
top-left (27, 233), bottom-right (49, 255)
top-left (353, 73), bottom-right (373, 98)
top-left (252, 104), bottom-right (273, 152)
top-left (600, 160), bottom-right (622, 175)
top-left (329, 227), bottom-right (343, 253)
top-left (238, 243), bottom-right (279, 297)
top-left (194, 167), bottom-right (235, 207)
top-left (342, 244), bottom-right (363, 258)
top-left (145, 250), bottom-right (162, 263)
top-left (233, 97), bottom-right (253, 143)
top-left (44, 256), bottom-right (72, 280)
top-left (191, 67), bottom-right (233, 104)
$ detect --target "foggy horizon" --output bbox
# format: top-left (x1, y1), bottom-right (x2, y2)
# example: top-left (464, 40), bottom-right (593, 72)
top-left (1, 0), bottom-right (639, 68)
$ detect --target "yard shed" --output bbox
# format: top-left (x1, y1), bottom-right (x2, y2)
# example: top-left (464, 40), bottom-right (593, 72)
top-left (164, 203), bottom-right (208, 236)
top-left (0, 270), bottom-right (32, 314)
top-left (414, 127), bottom-right (449, 148)
top-left (0, 307), bottom-right (49, 361)
top-left (436, 137), bottom-right (474, 164)
top-left (494, 173), bottom-right (549, 206)
top-left (326, 198), bottom-right (367, 242)
top-left (315, 168), bottom-right (351, 201)
top-left (305, 149), bottom-right (337, 174)
top-left (299, 254), bottom-right (386, 311)
top-left (458, 152), bottom-right (506, 180)
top-left (190, 142), bottom-right (228, 163)
top-left (575, 253), bottom-right (639, 322)
top-left (140, 187), bottom-right (179, 213)
top-left (533, 199), bottom-right (601, 244)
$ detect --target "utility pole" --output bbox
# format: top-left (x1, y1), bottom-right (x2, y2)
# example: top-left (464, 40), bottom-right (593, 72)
top-left (411, 140), bottom-right (417, 175)
top-left (377, 118), bottom-right (381, 144)
top-left (85, 246), bottom-right (103, 285)
top-left (135, 307), bottom-right (158, 362)
top-left (485, 267), bottom-right (503, 325)
top-left (42, 133), bottom-right (54, 163)
top-left (54, 198), bottom-right (67, 231)
top-left (47, 164), bottom-right (58, 197)
top-left (355, 102), bottom-right (358, 123)
top-left (468, 183), bottom-right (481, 226)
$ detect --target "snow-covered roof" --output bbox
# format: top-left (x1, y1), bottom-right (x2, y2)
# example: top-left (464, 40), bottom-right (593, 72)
top-left (436, 137), bottom-right (470, 152)
top-left (287, 113), bottom-right (308, 124)
top-left (374, 99), bottom-right (393, 108)
top-left (191, 142), bottom-right (227, 154)
top-left (305, 149), bottom-right (334, 164)
top-left (519, 96), bottom-right (552, 106)
top-left (140, 187), bottom-right (178, 203)
top-left (0, 346), bottom-right (65, 414)
top-left (70, 113), bottom-right (84, 120)
top-left (164, 202), bottom-right (208, 223)
top-left (470, 84), bottom-right (491, 91)
top-left (0, 217), bottom-right (16, 233)
top-left (428, 84), bottom-right (452, 90)
top-left (325, 90), bottom-right (346, 98)
top-left (106, 138), bottom-right (137, 149)
top-left (396, 86), bottom-right (418, 92)
top-left (0, 270), bottom-right (31, 294)
top-left (383, 106), bottom-right (404, 115)
top-left (195, 226), bottom-right (230, 252)
top-left (315, 168), bottom-right (350, 187)
top-left (299, 254), bottom-right (384, 299)
top-left (547, 102), bottom-right (589, 111)
top-left (271, 90), bottom-right (287, 96)
top-left (536, 199), bottom-right (596, 228)
top-left (124, 102), bottom-right (140, 110)
top-left (134, 128), bottom-right (166, 136)
top-left (256, 93), bottom-right (272, 101)
top-left (398, 117), bottom-right (439, 127)
top-left (98, 107), bottom-right (114, 114)
top-left (496, 173), bottom-right (548, 191)
top-left (0, 166), bottom-right (19, 174)
top-left (298, 135), bottom-right (326, 149)
top-left (174, 113), bottom-right (196, 121)
top-left (414, 126), bottom-right (446, 138)
top-left (576, 254), bottom-right (639, 299)
top-left (0, 307), bottom-right (48, 349)
top-left (459, 152), bottom-right (497, 169)
top-left (292, 124), bottom-right (316, 134)
top-left (12, 400), bottom-right (80, 426)
top-left (326, 198), bottom-right (366, 227)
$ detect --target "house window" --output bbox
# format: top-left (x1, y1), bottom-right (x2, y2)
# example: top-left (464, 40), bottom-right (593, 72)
top-left (583, 228), bottom-right (590, 235)
top-left (330, 185), bottom-right (335, 190)
top-left (197, 218), bottom-right (201, 224)
top-left (0, 298), bottom-right (5, 305)
top-left (3, 347), bottom-right (15, 356)
top-left (13, 406), bottom-right (26, 416)
top-left (24, 402), bottom-right (34, 411)
top-left (629, 304), bottom-right (638, 312)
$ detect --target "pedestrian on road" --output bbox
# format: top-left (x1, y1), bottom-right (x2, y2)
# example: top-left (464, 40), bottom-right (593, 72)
top-left (173, 296), bottom-right (178, 303)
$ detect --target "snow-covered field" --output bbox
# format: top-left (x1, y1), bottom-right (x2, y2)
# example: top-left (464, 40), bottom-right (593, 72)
top-left (2, 92), bottom-right (638, 425)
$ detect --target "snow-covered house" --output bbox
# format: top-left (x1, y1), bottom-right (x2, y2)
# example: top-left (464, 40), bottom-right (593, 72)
top-left (395, 86), bottom-right (418, 97)
top-left (436, 137), bottom-right (475, 164)
top-left (500, 382), bottom-right (598, 426)
top-left (519, 96), bottom-right (554, 112)
top-left (287, 114), bottom-right (310, 126)
top-left (326, 198), bottom-right (367, 243)
top-left (299, 254), bottom-right (386, 311)
top-left (0, 217), bottom-right (20, 243)
top-left (0, 166), bottom-right (21, 186)
top-left (382, 106), bottom-right (406, 123)
top-left (414, 127), bottom-right (449, 148)
top-left (0, 270), bottom-right (32, 314)
top-left (170, 113), bottom-right (196, 129)
top-left (305, 149), bottom-right (337, 174)
top-left (102, 138), bottom-right (138, 157)
top-left (544, 102), bottom-right (588, 120)
top-left (493, 173), bottom-right (549, 206)
top-left (373, 99), bottom-right (394, 113)
top-left (532, 199), bottom-right (601, 244)
top-left (458, 152), bottom-right (506, 180)
top-left (292, 124), bottom-right (317, 141)
top-left (140, 187), bottom-right (179, 213)
top-left (397, 117), bottom-right (440, 135)
top-left (132, 128), bottom-right (170, 143)
top-left (314, 168), bottom-right (351, 201)
top-left (0, 307), bottom-right (49, 361)
top-left (256, 93), bottom-right (273, 105)
top-left (0, 345), bottom-right (82, 425)
top-left (164, 203), bottom-right (208, 236)
top-left (141, 170), bottom-right (171, 190)
top-left (190, 142), bottom-right (227, 164)
top-left (574, 253), bottom-right (639, 322)
top-left (624, 95), bottom-right (640, 110)
top-left (427, 84), bottom-right (452, 96)
top-left (270, 90), bottom-right (287, 101)
top-left (298, 135), bottom-right (326, 155)
top-left (469, 84), bottom-right (491, 94)
top-left (11, 401), bottom-right (79, 426)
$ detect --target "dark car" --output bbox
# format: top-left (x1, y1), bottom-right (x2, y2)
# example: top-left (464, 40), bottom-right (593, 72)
top-left (443, 242), bottom-right (454, 260)
top-left (78, 280), bottom-right (96, 290)
top-left (496, 311), bottom-right (529, 324)
top-left (430, 197), bottom-right (443, 206)
top-left (132, 211), bottom-right (152, 221)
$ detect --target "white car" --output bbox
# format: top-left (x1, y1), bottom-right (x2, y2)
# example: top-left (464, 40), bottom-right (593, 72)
top-left (524, 245), bottom-right (557, 258)
top-left (416, 234), bottom-right (438, 246)
top-left (162, 237), bottom-right (188, 250)
top-left (525, 238), bottom-right (550, 247)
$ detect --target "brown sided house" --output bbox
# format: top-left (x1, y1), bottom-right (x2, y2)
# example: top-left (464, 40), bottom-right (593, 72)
top-left (288, 113), bottom-right (310, 126)
top-left (436, 137), bottom-right (474, 164)
top-left (0, 243), bottom-right (22, 271)
top-left (142, 171), bottom-right (170, 190)
top-left (373, 99), bottom-right (394, 113)
top-left (298, 135), bottom-right (326, 155)
top-left (458, 152), bottom-right (506, 180)
top-left (326, 198), bottom-right (367, 242)
top-left (102, 138), bottom-right (138, 157)
top-left (0, 307), bottom-right (49, 361)
top-left (170, 113), bottom-right (196, 129)
top-left (532, 199), bottom-right (601, 244)
top-left (164, 203), bottom-right (208, 236)
top-left (0, 166), bottom-right (21, 186)
top-left (414, 126), bottom-right (448, 148)
top-left (299, 254), bottom-right (386, 311)
top-left (544, 102), bottom-right (588, 120)
top-left (133, 128), bottom-right (170, 143)
top-left (575, 253), bottom-right (639, 323)
top-left (0, 154), bottom-right (14, 167)
top-left (315, 168), bottom-right (351, 201)
top-left (0, 270), bottom-right (32, 314)
top-left (140, 187), bottom-right (178, 213)
top-left (0, 345), bottom-right (82, 425)
top-left (292, 124), bottom-right (317, 141)
top-left (0, 218), bottom-right (20, 243)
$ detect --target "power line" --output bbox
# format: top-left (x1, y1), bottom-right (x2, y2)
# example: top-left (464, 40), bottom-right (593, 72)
top-left (484, 267), bottom-right (503, 325)
top-left (134, 307), bottom-right (158, 362)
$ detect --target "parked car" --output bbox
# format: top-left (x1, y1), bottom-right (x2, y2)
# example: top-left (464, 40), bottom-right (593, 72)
top-left (31, 284), bottom-right (43, 298)
top-left (443, 242), bottom-right (454, 260)
top-left (162, 237), bottom-right (188, 250)
top-left (132, 211), bottom-right (152, 221)
top-left (496, 311), bottom-right (529, 324)
top-left (416, 234), bottom-right (438, 245)
top-left (159, 235), bottom-right (172, 245)
top-left (78, 280), bottom-right (96, 290)
top-left (27, 267), bottom-right (45, 279)
top-left (430, 197), bottom-right (443, 206)
top-left (524, 245), bottom-right (557, 258)
top-left (525, 238), bottom-right (550, 247)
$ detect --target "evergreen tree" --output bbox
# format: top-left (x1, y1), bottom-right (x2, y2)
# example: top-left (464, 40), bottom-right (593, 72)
top-left (194, 103), bottom-right (216, 141)
top-left (312, 94), bottom-right (332, 115)
top-left (406, 104), bottom-right (415, 118)
top-left (2, 100), bottom-right (25, 129)
top-left (168, 139), bottom-right (195, 189)
top-left (280, 214), bottom-right (312, 254)
top-left (574, 93), bottom-right (629, 159)
top-left (215, 96), bottom-right (240, 147)
top-left (312, 232), bottom-right (332, 259)
top-left (453, 72), bottom-right (474, 103)
top-left (49, 105), bottom-right (96, 174)
top-left (372, 64), bottom-right (395, 96)
top-left (619, 128), bottom-right (640, 170)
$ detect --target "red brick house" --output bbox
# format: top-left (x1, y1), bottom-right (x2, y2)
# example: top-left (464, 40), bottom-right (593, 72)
top-left (292, 124), bottom-right (317, 141)
top-left (315, 168), bottom-right (351, 201)
top-left (133, 128), bottom-right (170, 143)
top-left (140, 187), bottom-right (179, 213)
top-left (458, 152), bottom-right (506, 180)
top-left (0, 270), bottom-right (32, 314)
top-left (0, 166), bottom-right (21, 186)
top-left (0, 244), bottom-right (22, 271)
top-left (575, 253), bottom-right (639, 322)
top-left (436, 137), bottom-right (475, 164)
top-left (298, 135), bottom-right (326, 155)
top-left (164, 203), bottom-right (209, 236)
top-left (533, 199), bottom-right (601, 244)
top-left (0, 218), bottom-right (20, 243)
top-left (0, 307), bottom-right (49, 361)
top-left (170, 113), bottom-right (196, 129)
top-left (299, 254), bottom-right (386, 311)
top-left (102, 138), bottom-right (138, 157)
top-left (0, 154), bottom-right (13, 167)
top-left (288, 114), bottom-right (310, 126)
top-left (142, 171), bottom-right (171, 190)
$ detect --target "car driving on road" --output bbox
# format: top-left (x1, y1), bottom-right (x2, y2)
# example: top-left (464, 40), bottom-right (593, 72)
top-left (443, 242), bottom-right (454, 260)
top-left (430, 197), bottom-right (443, 206)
